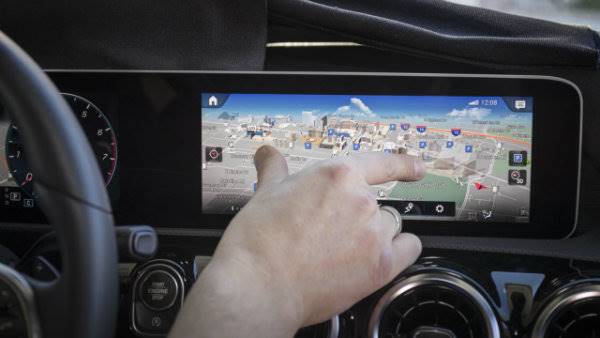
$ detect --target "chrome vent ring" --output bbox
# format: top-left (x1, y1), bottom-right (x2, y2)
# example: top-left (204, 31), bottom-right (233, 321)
top-left (295, 316), bottom-right (339, 338)
top-left (532, 283), bottom-right (600, 337)
top-left (369, 272), bottom-right (500, 338)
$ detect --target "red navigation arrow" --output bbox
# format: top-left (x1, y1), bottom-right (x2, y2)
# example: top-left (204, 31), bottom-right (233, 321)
top-left (475, 182), bottom-right (487, 190)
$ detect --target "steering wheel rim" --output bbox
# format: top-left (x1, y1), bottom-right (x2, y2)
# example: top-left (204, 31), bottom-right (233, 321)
top-left (0, 31), bottom-right (118, 338)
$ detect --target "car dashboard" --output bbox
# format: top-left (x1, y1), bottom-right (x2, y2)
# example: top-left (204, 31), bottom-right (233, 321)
top-left (0, 69), bottom-right (599, 338)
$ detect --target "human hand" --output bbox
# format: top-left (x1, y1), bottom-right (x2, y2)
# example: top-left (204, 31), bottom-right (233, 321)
top-left (171, 145), bottom-right (425, 338)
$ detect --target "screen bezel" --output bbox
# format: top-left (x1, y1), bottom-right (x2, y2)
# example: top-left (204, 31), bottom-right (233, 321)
top-left (190, 72), bottom-right (581, 238)
top-left (3, 71), bottom-right (582, 238)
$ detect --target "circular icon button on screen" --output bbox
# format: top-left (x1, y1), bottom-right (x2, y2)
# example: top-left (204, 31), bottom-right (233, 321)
top-left (435, 204), bottom-right (445, 214)
top-left (508, 169), bottom-right (527, 185)
top-left (205, 146), bottom-right (223, 162)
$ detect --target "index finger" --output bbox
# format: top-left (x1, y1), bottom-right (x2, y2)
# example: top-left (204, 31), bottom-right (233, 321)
top-left (347, 152), bottom-right (426, 185)
top-left (254, 145), bottom-right (289, 190)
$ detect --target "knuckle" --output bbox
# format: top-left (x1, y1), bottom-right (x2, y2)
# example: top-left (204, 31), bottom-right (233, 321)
top-left (357, 225), bottom-right (380, 252)
top-left (383, 155), bottom-right (418, 180)
top-left (354, 193), bottom-right (378, 215)
top-left (384, 161), bottom-right (398, 180)
top-left (383, 159), bottom-right (399, 180)
top-left (405, 157), bottom-right (418, 179)
top-left (319, 162), bottom-right (353, 184)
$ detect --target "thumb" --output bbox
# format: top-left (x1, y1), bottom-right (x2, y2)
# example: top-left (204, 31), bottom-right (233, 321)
top-left (389, 233), bottom-right (422, 280)
top-left (254, 145), bottom-right (289, 190)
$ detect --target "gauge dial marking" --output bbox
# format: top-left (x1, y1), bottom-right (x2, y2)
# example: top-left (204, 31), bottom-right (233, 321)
top-left (5, 93), bottom-right (118, 196)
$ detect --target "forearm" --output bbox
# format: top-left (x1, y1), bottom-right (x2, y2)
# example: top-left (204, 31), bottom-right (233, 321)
top-left (169, 255), bottom-right (302, 338)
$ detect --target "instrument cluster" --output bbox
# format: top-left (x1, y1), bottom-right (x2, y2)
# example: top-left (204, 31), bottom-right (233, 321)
top-left (1, 93), bottom-right (118, 214)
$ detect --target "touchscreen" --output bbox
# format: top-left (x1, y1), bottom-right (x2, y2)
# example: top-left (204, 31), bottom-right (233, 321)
top-left (201, 94), bottom-right (532, 223)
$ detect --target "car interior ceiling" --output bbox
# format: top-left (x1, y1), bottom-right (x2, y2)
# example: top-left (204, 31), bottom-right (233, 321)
top-left (0, 0), bottom-right (600, 337)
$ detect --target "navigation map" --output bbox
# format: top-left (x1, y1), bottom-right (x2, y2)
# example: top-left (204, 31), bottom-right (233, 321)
top-left (201, 94), bottom-right (532, 223)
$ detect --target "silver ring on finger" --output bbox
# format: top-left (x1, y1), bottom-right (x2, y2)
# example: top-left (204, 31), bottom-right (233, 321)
top-left (379, 205), bottom-right (402, 239)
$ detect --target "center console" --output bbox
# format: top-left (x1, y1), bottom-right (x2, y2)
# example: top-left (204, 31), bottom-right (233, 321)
top-left (118, 236), bottom-right (600, 338)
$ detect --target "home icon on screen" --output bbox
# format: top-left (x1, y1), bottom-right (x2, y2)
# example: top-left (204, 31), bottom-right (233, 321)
top-left (208, 95), bottom-right (219, 106)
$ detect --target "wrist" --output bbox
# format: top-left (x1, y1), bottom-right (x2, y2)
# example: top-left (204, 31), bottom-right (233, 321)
top-left (217, 251), bottom-right (304, 321)
top-left (188, 252), bottom-right (304, 337)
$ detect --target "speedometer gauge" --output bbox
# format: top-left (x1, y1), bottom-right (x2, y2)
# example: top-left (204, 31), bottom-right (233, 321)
top-left (5, 93), bottom-right (117, 196)
top-left (66, 93), bottom-right (118, 184)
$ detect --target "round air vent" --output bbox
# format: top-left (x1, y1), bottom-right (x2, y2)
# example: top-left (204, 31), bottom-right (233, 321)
top-left (532, 283), bottom-right (600, 337)
top-left (369, 272), bottom-right (500, 338)
top-left (295, 316), bottom-right (339, 338)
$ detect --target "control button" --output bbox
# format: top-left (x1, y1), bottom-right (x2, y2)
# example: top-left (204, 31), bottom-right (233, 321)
top-left (467, 212), bottom-right (477, 221)
top-left (0, 287), bottom-right (12, 303)
top-left (508, 170), bottom-right (527, 185)
top-left (202, 94), bottom-right (230, 108)
top-left (434, 204), bottom-right (445, 214)
top-left (19, 256), bottom-right (59, 282)
top-left (135, 302), bottom-right (178, 334)
top-left (23, 199), bottom-right (34, 208)
top-left (208, 95), bottom-right (219, 107)
top-left (403, 202), bottom-right (415, 214)
top-left (0, 316), bottom-right (22, 337)
top-left (514, 99), bottom-right (527, 110)
top-left (509, 151), bottom-right (527, 166)
top-left (0, 287), bottom-right (18, 314)
top-left (0, 286), bottom-right (23, 338)
top-left (132, 261), bottom-right (187, 336)
top-left (8, 192), bottom-right (20, 202)
top-left (132, 231), bottom-right (158, 259)
top-left (379, 201), bottom-right (455, 217)
top-left (378, 201), bottom-right (422, 216)
top-left (151, 316), bottom-right (162, 328)
top-left (423, 201), bottom-right (455, 217)
top-left (139, 270), bottom-right (179, 311)
top-left (205, 146), bottom-right (223, 162)
top-left (519, 207), bottom-right (529, 217)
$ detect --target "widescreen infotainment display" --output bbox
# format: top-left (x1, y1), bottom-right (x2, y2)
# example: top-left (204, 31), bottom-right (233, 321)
top-left (201, 94), bottom-right (533, 223)
top-left (0, 72), bottom-right (580, 237)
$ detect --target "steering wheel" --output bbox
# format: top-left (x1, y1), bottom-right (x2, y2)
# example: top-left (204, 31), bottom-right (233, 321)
top-left (0, 31), bottom-right (118, 338)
